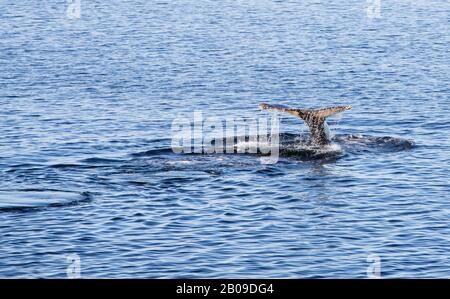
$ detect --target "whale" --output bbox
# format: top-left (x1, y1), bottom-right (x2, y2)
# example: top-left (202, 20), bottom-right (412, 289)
top-left (259, 103), bottom-right (352, 146)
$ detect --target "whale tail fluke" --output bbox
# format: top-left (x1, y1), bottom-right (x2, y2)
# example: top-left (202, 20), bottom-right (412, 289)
top-left (305, 105), bottom-right (353, 119)
top-left (259, 103), bottom-right (352, 145)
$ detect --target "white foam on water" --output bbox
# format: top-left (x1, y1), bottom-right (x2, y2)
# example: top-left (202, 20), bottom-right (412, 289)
top-left (234, 141), bottom-right (260, 152)
top-left (166, 160), bottom-right (197, 165)
top-left (325, 143), bottom-right (342, 152)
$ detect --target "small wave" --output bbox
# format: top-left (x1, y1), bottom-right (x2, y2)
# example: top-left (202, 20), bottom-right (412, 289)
top-left (5, 163), bottom-right (43, 172)
top-left (81, 157), bottom-right (125, 164)
top-left (131, 148), bottom-right (174, 157)
top-left (166, 160), bottom-right (200, 166)
top-left (49, 163), bottom-right (83, 169)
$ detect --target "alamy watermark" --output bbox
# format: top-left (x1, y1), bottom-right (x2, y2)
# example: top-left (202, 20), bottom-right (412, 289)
top-left (367, 254), bottom-right (381, 278)
top-left (66, 0), bottom-right (81, 19)
top-left (367, 0), bottom-right (381, 19)
top-left (66, 253), bottom-right (81, 279)
top-left (171, 111), bottom-right (280, 164)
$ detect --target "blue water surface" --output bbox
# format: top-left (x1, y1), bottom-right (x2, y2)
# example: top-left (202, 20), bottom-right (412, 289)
top-left (0, 0), bottom-right (449, 278)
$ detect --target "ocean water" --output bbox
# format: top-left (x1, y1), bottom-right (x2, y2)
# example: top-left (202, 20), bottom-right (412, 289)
top-left (0, 0), bottom-right (449, 278)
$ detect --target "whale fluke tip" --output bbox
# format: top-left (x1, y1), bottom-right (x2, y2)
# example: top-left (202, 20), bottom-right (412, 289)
top-left (259, 103), bottom-right (269, 110)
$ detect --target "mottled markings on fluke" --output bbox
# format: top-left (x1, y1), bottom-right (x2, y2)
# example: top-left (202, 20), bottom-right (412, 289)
top-left (259, 103), bottom-right (352, 145)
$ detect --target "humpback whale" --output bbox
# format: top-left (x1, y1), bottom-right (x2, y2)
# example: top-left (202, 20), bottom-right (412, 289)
top-left (259, 103), bottom-right (352, 146)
